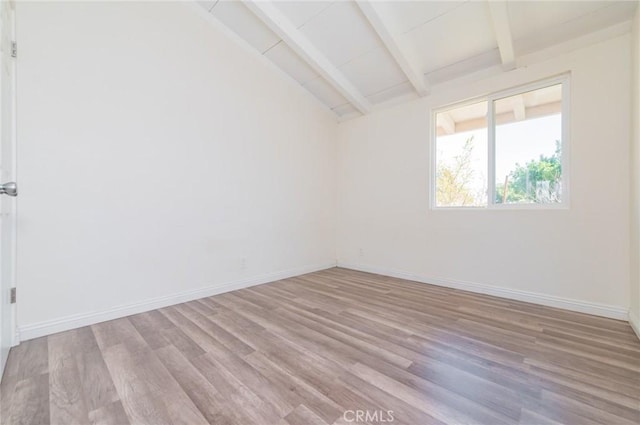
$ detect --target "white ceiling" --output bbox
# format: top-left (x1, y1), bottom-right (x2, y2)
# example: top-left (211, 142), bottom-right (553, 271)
top-left (198, 0), bottom-right (638, 119)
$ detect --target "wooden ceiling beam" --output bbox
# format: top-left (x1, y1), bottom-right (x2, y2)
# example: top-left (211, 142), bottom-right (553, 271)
top-left (487, 1), bottom-right (516, 71)
top-left (243, 0), bottom-right (372, 114)
top-left (356, 0), bottom-right (429, 96)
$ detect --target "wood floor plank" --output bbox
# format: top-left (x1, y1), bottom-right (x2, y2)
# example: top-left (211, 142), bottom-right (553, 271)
top-left (155, 344), bottom-right (245, 425)
top-left (0, 374), bottom-right (17, 424)
top-left (526, 361), bottom-right (640, 410)
top-left (159, 326), bottom-right (206, 360)
top-left (519, 408), bottom-right (564, 425)
top-left (2, 342), bottom-right (24, 379)
top-left (406, 359), bottom-right (528, 420)
top-left (48, 330), bottom-right (90, 425)
top-left (1, 267), bottom-right (638, 425)
top-left (244, 351), bottom-right (344, 424)
top-left (192, 350), bottom-right (296, 418)
top-left (337, 369), bottom-right (446, 425)
top-left (14, 337), bottom-right (48, 381)
top-left (133, 350), bottom-right (209, 425)
top-left (92, 318), bottom-right (150, 356)
top-left (101, 344), bottom-right (173, 425)
top-left (128, 312), bottom-right (170, 350)
top-left (524, 358), bottom-right (640, 399)
top-left (159, 306), bottom-right (237, 361)
top-left (101, 344), bottom-right (151, 401)
top-left (274, 304), bottom-right (413, 368)
top-left (174, 303), bottom-right (255, 356)
top-left (117, 391), bottom-right (172, 425)
top-left (9, 373), bottom-right (50, 425)
top-left (186, 299), bottom-right (218, 317)
top-left (190, 352), bottom-right (282, 424)
top-left (349, 361), bottom-right (512, 425)
top-left (74, 327), bottom-right (120, 413)
top-left (403, 337), bottom-right (539, 400)
top-left (283, 404), bottom-right (328, 425)
top-left (88, 401), bottom-right (129, 425)
top-left (537, 388), bottom-right (640, 425)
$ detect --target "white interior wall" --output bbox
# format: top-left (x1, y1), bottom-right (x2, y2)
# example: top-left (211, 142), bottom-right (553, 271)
top-left (630, 6), bottom-right (640, 334)
top-left (15, 1), bottom-right (338, 339)
top-left (337, 36), bottom-right (632, 318)
top-left (15, 2), bottom-right (638, 340)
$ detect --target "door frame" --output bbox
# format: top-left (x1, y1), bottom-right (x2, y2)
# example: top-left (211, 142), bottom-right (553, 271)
top-left (7, 0), bottom-right (17, 348)
top-left (0, 0), bottom-right (18, 377)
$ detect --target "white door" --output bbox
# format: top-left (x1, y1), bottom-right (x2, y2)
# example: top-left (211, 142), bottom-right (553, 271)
top-left (0, 0), bottom-right (17, 377)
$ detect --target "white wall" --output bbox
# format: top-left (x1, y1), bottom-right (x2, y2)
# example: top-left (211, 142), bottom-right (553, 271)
top-left (16, 1), bottom-right (337, 337)
top-left (337, 36), bottom-right (632, 317)
top-left (15, 2), bottom-right (637, 339)
top-left (630, 6), bottom-right (640, 333)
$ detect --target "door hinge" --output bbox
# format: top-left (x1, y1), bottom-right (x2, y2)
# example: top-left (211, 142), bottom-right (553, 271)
top-left (11, 41), bottom-right (16, 58)
top-left (10, 287), bottom-right (15, 304)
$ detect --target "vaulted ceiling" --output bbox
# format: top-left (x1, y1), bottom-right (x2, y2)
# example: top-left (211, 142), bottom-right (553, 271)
top-left (197, 1), bottom-right (638, 119)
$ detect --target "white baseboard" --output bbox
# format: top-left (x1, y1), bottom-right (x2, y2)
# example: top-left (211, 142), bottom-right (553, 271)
top-left (337, 262), bottom-right (628, 321)
top-left (629, 311), bottom-right (640, 341)
top-left (18, 262), bottom-right (336, 342)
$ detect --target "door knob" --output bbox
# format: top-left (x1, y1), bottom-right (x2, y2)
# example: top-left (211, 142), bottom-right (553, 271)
top-left (0, 182), bottom-right (17, 197)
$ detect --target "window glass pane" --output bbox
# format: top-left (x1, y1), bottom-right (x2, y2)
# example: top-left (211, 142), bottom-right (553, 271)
top-left (435, 101), bottom-right (488, 207)
top-left (494, 84), bottom-right (563, 204)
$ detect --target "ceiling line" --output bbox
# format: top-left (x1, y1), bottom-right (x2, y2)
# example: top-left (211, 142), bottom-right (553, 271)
top-left (556, 2), bottom-right (625, 28)
top-left (261, 40), bottom-right (283, 55)
top-left (402, 1), bottom-right (469, 35)
top-left (208, 0), bottom-right (220, 13)
top-left (366, 79), bottom-right (412, 98)
top-left (296, 1), bottom-right (336, 30)
top-left (243, 0), bottom-right (372, 114)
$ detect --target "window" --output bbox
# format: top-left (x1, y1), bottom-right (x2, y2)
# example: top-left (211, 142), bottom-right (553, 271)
top-left (432, 76), bottom-right (569, 209)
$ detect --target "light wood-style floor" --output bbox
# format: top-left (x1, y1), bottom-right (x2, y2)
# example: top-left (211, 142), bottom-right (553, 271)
top-left (1, 268), bottom-right (639, 425)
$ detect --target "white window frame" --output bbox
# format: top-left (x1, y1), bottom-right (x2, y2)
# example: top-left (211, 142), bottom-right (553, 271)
top-left (430, 74), bottom-right (571, 210)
